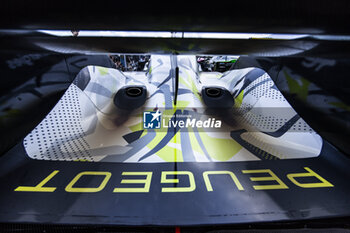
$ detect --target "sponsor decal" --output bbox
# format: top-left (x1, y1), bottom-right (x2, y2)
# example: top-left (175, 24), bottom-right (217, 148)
top-left (14, 167), bottom-right (333, 193)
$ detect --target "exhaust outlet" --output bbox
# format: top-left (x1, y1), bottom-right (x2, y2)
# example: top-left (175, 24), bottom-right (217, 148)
top-left (202, 87), bottom-right (234, 108)
top-left (125, 87), bottom-right (143, 97)
top-left (114, 85), bottom-right (147, 110)
top-left (205, 87), bottom-right (222, 98)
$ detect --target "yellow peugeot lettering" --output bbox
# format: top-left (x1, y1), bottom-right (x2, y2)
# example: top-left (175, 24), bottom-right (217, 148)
top-left (14, 170), bottom-right (59, 192)
top-left (203, 171), bottom-right (244, 191)
top-left (161, 171), bottom-right (195, 192)
top-left (113, 172), bottom-right (152, 193)
top-left (287, 167), bottom-right (334, 188)
top-left (242, 169), bottom-right (289, 190)
top-left (65, 171), bottom-right (111, 193)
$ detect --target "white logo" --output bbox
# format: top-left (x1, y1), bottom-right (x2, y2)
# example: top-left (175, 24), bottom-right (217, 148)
top-left (143, 110), bottom-right (162, 129)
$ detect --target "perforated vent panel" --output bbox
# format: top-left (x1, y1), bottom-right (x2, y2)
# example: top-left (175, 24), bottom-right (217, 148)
top-left (24, 85), bottom-right (93, 161)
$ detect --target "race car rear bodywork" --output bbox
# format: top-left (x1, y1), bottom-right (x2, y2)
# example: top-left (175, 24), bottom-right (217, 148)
top-left (0, 54), bottom-right (349, 227)
top-left (23, 55), bottom-right (322, 163)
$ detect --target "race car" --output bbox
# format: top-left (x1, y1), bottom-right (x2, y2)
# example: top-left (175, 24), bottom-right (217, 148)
top-left (1, 53), bottom-right (350, 229)
top-left (23, 54), bottom-right (322, 163)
